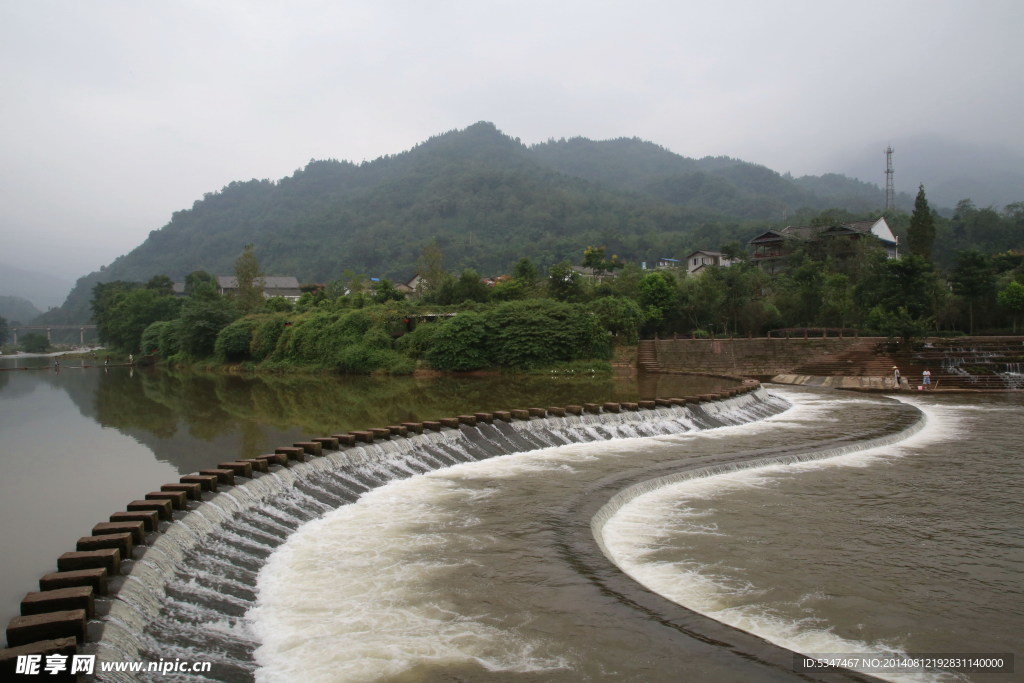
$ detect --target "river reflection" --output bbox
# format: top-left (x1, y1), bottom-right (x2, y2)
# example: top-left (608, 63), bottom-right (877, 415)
top-left (0, 359), bottom-right (731, 622)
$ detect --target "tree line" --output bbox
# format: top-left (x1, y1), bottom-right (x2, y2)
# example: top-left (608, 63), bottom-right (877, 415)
top-left (87, 190), bottom-right (1024, 373)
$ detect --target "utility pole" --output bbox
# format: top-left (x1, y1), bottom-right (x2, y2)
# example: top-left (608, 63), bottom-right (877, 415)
top-left (884, 146), bottom-right (895, 212)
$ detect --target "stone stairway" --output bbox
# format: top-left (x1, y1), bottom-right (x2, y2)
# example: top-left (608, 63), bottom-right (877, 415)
top-left (790, 338), bottom-right (1024, 390)
top-left (636, 340), bottom-right (660, 373)
top-left (790, 339), bottom-right (898, 378)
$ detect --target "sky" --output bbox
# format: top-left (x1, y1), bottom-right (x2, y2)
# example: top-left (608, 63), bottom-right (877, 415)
top-left (1, 0), bottom-right (1022, 284)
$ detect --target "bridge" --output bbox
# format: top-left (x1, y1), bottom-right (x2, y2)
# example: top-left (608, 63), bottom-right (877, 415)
top-left (8, 325), bottom-right (97, 346)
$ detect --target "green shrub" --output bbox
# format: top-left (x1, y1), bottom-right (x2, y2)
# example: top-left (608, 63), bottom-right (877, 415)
top-left (158, 319), bottom-right (183, 357)
top-left (215, 318), bottom-right (258, 362)
top-left (250, 314), bottom-right (290, 361)
top-left (487, 300), bottom-right (611, 370)
top-left (426, 311), bottom-right (491, 371)
top-left (141, 321), bottom-right (170, 356)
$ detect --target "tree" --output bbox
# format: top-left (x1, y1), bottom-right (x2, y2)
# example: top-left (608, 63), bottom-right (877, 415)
top-left (907, 185), bottom-right (936, 262)
top-left (184, 270), bottom-right (216, 296)
top-left (581, 245), bottom-right (624, 280)
top-left (950, 249), bottom-right (995, 334)
top-left (233, 244), bottom-right (265, 314)
top-left (416, 240), bottom-right (446, 295)
top-left (371, 279), bottom-right (406, 304)
top-left (21, 332), bottom-right (49, 353)
top-left (0, 316), bottom-right (7, 346)
top-left (997, 280), bottom-right (1024, 333)
top-left (638, 270), bottom-right (678, 335)
top-left (547, 262), bottom-right (586, 302)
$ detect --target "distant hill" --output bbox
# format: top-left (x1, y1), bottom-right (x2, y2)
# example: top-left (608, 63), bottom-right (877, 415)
top-left (44, 122), bottom-right (916, 323)
top-left (0, 295), bottom-right (42, 325)
top-left (0, 264), bottom-right (73, 312)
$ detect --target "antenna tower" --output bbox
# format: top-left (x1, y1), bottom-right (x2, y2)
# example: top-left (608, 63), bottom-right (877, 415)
top-left (884, 146), bottom-right (895, 212)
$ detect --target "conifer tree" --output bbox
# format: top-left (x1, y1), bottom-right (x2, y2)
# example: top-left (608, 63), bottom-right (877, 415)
top-left (907, 184), bottom-right (936, 261)
top-left (233, 244), bottom-right (265, 314)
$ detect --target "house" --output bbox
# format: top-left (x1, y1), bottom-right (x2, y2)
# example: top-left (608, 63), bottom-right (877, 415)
top-left (749, 217), bottom-right (898, 274)
top-left (685, 250), bottom-right (733, 275)
top-left (215, 276), bottom-right (303, 301)
top-left (640, 258), bottom-right (682, 270)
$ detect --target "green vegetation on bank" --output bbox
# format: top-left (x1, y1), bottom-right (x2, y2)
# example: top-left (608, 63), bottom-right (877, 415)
top-left (89, 194), bottom-right (1024, 372)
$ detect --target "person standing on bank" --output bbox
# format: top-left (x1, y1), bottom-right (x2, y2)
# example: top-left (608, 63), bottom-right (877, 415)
top-left (893, 366), bottom-right (901, 389)
top-left (922, 368), bottom-right (932, 389)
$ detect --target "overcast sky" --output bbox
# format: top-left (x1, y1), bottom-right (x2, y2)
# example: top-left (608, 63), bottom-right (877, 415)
top-left (2, 0), bottom-right (1022, 282)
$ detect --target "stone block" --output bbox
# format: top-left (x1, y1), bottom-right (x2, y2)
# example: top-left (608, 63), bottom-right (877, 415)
top-left (387, 426), bottom-right (408, 437)
top-left (253, 453), bottom-right (287, 467)
top-left (510, 409), bottom-right (530, 420)
top-left (21, 586), bottom-right (94, 618)
top-left (199, 469), bottom-right (235, 485)
top-left (275, 446), bottom-right (305, 462)
top-left (492, 411), bottom-right (512, 422)
top-left (92, 521), bottom-right (145, 545)
top-left (180, 474), bottom-right (218, 492)
top-left (146, 490), bottom-right (188, 510)
top-left (57, 549), bottom-right (119, 574)
top-left (602, 402), bottom-right (621, 413)
top-left (546, 407), bottom-right (566, 417)
top-left (422, 421), bottom-right (443, 431)
top-left (0, 636), bottom-right (77, 675)
top-left (127, 499), bottom-right (173, 521)
top-left (241, 457), bottom-right (270, 472)
top-left (369, 428), bottom-right (391, 440)
top-left (439, 418), bottom-right (460, 429)
top-left (565, 405), bottom-right (584, 416)
top-left (38, 568), bottom-right (108, 595)
top-left (294, 441), bottom-right (323, 456)
top-left (6, 610), bottom-right (87, 646)
top-left (76, 533), bottom-right (132, 557)
top-left (583, 403), bottom-right (601, 414)
top-left (312, 437), bottom-right (340, 450)
top-left (473, 413), bottom-right (493, 424)
top-left (161, 482), bottom-right (203, 500)
top-left (399, 423), bottom-right (424, 434)
top-left (457, 415), bottom-right (477, 426)
top-left (217, 461), bottom-right (254, 478)
top-left (110, 510), bottom-right (159, 532)
top-left (528, 408), bottom-right (547, 417)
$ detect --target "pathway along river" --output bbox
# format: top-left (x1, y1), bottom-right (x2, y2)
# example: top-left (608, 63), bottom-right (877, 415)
top-left (1, 361), bottom-right (1021, 682)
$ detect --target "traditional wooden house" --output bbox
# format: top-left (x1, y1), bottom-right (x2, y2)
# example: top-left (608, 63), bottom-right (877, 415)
top-left (215, 276), bottom-right (303, 301)
top-left (749, 218), bottom-right (898, 274)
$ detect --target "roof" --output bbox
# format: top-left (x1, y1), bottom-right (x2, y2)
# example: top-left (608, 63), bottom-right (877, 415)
top-left (748, 218), bottom-right (897, 246)
top-left (216, 276), bottom-right (301, 289)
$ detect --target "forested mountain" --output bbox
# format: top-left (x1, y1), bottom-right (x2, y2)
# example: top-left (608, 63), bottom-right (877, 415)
top-left (45, 122), bottom-right (908, 323)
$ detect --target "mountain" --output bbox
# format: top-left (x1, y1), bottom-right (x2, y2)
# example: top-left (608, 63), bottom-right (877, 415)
top-left (44, 122), bottom-right (907, 323)
top-left (0, 264), bottom-right (73, 312)
top-left (0, 296), bottom-right (42, 325)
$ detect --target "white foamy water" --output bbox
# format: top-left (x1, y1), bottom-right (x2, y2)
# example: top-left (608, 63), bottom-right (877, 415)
top-left (250, 400), bottom-right (806, 682)
top-left (600, 394), bottom-right (1017, 683)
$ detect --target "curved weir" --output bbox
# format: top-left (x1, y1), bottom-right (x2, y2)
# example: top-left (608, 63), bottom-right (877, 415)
top-left (86, 388), bottom-right (785, 679)
top-left (64, 385), bottom-right (943, 682)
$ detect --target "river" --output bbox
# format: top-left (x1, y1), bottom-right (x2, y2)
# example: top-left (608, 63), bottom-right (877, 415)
top-left (0, 358), bottom-right (1020, 682)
